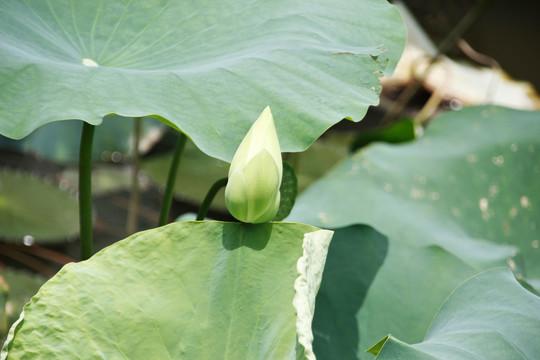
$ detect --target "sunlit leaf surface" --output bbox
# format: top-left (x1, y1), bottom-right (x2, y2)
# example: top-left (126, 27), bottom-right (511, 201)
top-left (1, 221), bottom-right (332, 359)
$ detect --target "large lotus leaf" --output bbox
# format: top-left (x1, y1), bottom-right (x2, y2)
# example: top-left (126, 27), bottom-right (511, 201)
top-left (0, 170), bottom-right (79, 242)
top-left (0, 0), bottom-right (405, 162)
top-left (1, 221), bottom-right (333, 359)
top-left (311, 225), bottom-right (519, 360)
top-left (0, 115), bottom-right (164, 164)
top-left (368, 268), bottom-right (540, 360)
top-left (287, 106), bottom-right (540, 282)
top-left (286, 106), bottom-right (539, 358)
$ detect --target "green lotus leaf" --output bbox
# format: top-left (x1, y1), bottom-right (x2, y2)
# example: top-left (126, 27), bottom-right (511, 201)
top-left (288, 106), bottom-right (540, 283)
top-left (311, 225), bottom-right (519, 359)
top-left (274, 162), bottom-right (298, 221)
top-left (1, 221), bottom-right (333, 359)
top-left (0, 0), bottom-right (405, 162)
top-left (368, 269), bottom-right (540, 360)
top-left (287, 106), bottom-right (540, 358)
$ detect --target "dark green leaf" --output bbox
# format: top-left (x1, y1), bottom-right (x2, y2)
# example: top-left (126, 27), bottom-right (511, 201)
top-left (311, 225), bottom-right (514, 359)
top-left (350, 118), bottom-right (416, 151)
top-left (312, 225), bottom-right (388, 360)
top-left (274, 162), bottom-right (298, 221)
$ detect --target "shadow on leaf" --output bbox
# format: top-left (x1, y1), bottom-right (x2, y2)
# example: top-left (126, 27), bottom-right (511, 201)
top-left (313, 225), bottom-right (388, 360)
top-left (221, 222), bottom-right (272, 251)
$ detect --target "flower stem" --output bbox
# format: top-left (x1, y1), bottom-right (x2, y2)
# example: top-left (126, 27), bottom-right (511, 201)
top-left (79, 122), bottom-right (95, 260)
top-left (158, 132), bottom-right (187, 226)
top-left (126, 117), bottom-right (142, 235)
top-left (197, 177), bottom-right (228, 221)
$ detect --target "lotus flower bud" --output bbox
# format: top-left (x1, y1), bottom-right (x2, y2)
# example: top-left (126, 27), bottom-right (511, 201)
top-left (225, 106), bottom-right (282, 223)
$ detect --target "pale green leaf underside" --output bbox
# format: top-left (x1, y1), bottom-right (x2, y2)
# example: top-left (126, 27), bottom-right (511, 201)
top-left (0, 0), bottom-right (405, 162)
top-left (1, 221), bottom-right (332, 359)
top-left (371, 269), bottom-right (540, 360)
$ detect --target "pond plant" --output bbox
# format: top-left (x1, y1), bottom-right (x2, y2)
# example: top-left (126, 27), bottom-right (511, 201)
top-left (0, 0), bottom-right (539, 359)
